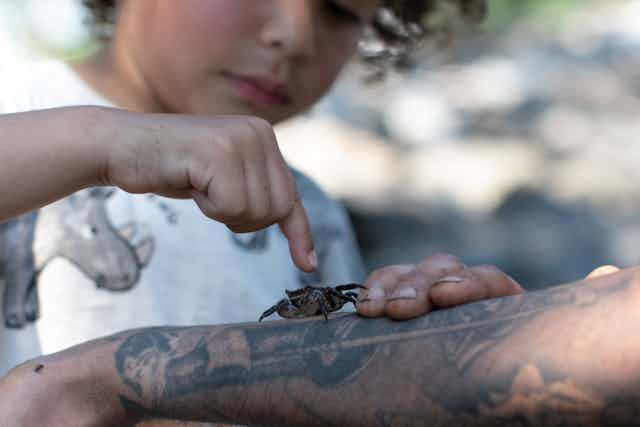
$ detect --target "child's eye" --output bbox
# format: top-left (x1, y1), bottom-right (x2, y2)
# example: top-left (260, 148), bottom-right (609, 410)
top-left (325, 0), bottom-right (361, 24)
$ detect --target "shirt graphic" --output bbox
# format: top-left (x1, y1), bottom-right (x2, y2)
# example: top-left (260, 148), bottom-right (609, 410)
top-left (0, 188), bottom-right (155, 328)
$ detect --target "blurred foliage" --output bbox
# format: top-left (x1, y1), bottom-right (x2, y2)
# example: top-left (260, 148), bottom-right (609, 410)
top-left (484, 0), bottom-right (603, 32)
top-left (23, 33), bottom-right (99, 62)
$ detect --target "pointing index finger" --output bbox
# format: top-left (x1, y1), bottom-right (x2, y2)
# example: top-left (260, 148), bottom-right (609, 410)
top-left (279, 194), bottom-right (316, 273)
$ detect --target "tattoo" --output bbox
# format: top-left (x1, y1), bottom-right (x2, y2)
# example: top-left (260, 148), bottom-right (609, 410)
top-left (115, 328), bottom-right (175, 399)
top-left (113, 271), bottom-right (639, 426)
top-left (119, 395), bottom-right (148, 417)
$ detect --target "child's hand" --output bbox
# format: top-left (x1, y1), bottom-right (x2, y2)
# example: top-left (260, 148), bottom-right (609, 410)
top-left (357, 253), bottom-right (523, 320)
top-left (102, 110), bottom-right (316, 272)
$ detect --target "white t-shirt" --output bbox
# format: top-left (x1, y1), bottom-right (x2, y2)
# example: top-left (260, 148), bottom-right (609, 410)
top-left (0, 60), bottom-right (365, 375)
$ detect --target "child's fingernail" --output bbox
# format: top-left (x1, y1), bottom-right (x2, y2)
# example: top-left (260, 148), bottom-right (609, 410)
top-left (359, 286), bottom-right (386, 302)
top-left (307, 250), bottom-right (318, 269)
top-left (388, 287), bottom-right (417, 301)
top-left (434, 276), bottom-right (464, 285)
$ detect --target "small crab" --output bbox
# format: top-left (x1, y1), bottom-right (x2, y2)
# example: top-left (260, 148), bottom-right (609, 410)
top-left (259, 283), bottom-right (366, 322)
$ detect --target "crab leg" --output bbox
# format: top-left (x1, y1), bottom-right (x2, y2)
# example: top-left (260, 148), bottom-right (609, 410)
top-left (344, 291), bottom-right (359, 301)
top-left (328, 288), bottom-right (358, 306)
top-left (335, 283), bottom-right (366, 292)
top-left (319, 299), bottom-right (331, 322)
top-left (258, 298), bottom-right (288, 322)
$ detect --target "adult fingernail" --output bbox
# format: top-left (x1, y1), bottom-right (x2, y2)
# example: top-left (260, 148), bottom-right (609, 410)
top-left (307, 250), bottom-right (318, 269)
top-left (433, 276), bottom-right (464, 285)
top-left (395, 264), bottom-right (416, 275)
top-left (359, 286), bottom-right (386, 302)
top-left (388, 287), bottom-right (417, 301)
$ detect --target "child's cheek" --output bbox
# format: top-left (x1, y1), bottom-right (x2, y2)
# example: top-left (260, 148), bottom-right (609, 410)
top-left (179, 0), bottom-right (261, 55)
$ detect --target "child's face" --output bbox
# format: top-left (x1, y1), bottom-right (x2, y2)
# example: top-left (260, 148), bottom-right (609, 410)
top-left (117, 0), bottom-right (379, 123)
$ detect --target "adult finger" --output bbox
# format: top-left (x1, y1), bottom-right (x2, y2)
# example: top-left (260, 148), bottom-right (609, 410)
top-left (357, 264), bottom-right (415, 318)
top-left (414, 253), bottom-right (466, 279)
top-left (383, 253), bottom-right (466, 320)
top-left (378, 253), bottom-right (464, 320)
top-left (429, 264), bottom-right (523, 308)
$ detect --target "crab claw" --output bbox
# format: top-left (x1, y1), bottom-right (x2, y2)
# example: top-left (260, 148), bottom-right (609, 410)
top-left (335, 283), bottom-right (366, 292)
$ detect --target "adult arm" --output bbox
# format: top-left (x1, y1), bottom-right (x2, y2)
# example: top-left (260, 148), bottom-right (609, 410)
top-left (2, 267), bottom-right (639, 426)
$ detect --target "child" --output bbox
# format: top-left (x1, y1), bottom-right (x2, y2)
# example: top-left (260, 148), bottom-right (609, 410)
top-left (0, 0), bottom-right (523, 384)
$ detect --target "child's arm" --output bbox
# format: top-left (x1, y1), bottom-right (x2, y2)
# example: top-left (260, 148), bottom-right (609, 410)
top-left (0, 108), bottom-right (105, 221)
top-left (2, 267), bottom-right (640, 426)
top-left (0, 106), bottom-right (315, 271)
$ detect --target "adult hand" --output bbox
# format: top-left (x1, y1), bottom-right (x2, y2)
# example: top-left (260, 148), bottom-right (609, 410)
top-left (357, 253), bottom-right (523, 320)
top-left (101, 109), bottom-right (316, 272)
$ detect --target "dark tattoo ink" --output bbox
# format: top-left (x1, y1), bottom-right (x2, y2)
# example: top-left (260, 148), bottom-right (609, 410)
top-left (113, 272), bottom-right (640, 426)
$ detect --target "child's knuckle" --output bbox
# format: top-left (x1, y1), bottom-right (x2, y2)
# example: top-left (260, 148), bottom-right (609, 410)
top-left (223, 200), bottom-right (248, 219)
top-left (246, 115), bottom-right (270, 129)
top-left (253, 203), bottom-right (271, 222)
top-left (214, 135), bottom-right (239, 161)
top-left (273, 198), bottom-right (294, 218)
top-left (201, 204), bottom-right (221, 220)
top-left (245, 116), bottom-right (272, 138)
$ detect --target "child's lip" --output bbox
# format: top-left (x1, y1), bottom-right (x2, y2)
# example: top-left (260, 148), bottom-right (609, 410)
top-left (221, 71), bottom-right (292, 106)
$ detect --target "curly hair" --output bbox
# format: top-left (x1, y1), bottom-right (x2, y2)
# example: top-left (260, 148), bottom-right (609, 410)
top-left (365, 0), bottom-right (487, 72)
top-left (82, 0), bottom-right (486, 69)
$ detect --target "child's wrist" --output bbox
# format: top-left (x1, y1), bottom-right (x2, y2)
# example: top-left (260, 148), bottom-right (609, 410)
top-left (74, 106), bottom-right (128, 188)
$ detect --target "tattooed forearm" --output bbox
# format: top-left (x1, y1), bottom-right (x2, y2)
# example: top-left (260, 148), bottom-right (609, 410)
top-left (111, 268), bottom-right (640, 426)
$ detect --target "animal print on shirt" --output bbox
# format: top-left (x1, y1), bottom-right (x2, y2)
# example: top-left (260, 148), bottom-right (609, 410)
top-left (0, 188), bottom-right (155, 328)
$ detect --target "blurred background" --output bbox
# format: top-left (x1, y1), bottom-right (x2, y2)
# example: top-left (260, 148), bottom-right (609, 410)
top-left (1, 0), bottom-right (639, 290)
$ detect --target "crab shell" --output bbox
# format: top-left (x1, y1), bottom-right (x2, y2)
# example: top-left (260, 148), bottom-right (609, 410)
top-left (277, 287), bottom-right (348, 318)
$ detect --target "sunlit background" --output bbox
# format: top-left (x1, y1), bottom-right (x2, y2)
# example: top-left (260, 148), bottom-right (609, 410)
top-left (2, 0), bottom-right (640, 289)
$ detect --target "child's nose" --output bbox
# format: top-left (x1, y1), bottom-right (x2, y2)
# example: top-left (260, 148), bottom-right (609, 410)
top-left (261, 0), bottom-right (317, 59)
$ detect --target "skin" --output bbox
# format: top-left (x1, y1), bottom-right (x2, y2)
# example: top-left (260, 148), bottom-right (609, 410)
top-left (0, 1), bottom-right (526, 422)
top-left (1, 0), bottom-right (381, 271)
top-left (77, 0), bottom-right (378, 122)
top-left (0, 106), bottom-right (317, 271)
top-left (0, 266), bottom-right (635, 427)
top-left (149, 250), bottom-right (525, 426)
top-left (1, 0), bottom-right (619, 425)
